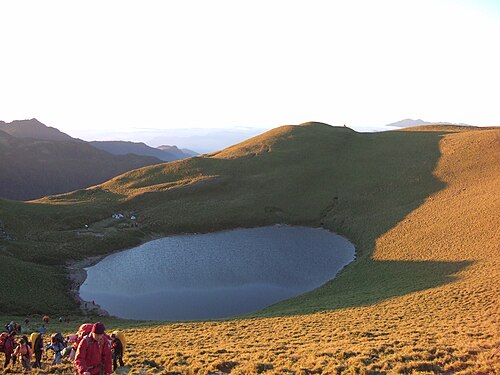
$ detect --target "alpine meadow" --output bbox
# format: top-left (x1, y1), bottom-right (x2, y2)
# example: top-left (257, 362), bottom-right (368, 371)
top-left (0, 122), bottom-right (498, 374)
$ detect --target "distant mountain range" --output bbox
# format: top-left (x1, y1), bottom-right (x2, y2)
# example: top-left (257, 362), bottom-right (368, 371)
top-left (0, 119), bottom-right (197, 200)
top-left (90, 141), bottom-right (198, 162)
top-left (147, 128), bottom-right (268, 154)
top-left (386, 119), bottom-right (471, 128)
top-left (157, 145), bottom-right (198, 157)
top-left (0, 129), bottom-right (161, 200)
top-left (71, 127), bottom-right (269, 154)
top-left (0, 118), bottom-right (75, 141)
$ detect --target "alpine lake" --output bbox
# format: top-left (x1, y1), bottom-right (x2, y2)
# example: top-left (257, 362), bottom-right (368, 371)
top-left (80, 226), bottom-right (355, 320)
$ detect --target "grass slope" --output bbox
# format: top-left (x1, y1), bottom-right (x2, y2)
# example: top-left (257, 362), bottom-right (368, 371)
top-left (0, 131), bottom-right (162, 201)
top-left (0, 122), bottom-right (498, 374)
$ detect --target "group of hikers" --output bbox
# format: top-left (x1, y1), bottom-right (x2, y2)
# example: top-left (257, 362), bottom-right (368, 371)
top-left (0, 320), bottom-right (125, 374)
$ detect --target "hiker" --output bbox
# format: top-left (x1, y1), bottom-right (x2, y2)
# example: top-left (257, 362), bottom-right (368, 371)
top-left (21, 335), bottom-right (31, 354)
top-left (74, 322), bottom-right (112, 375)
top-left (46, 333), bottom-right (66, 364)
top-left (23, 318), bottom-right (30, 333)
top-left (111, 333), bottom-right (124, 371)
top-left (32, 332), bottom-right (44, 368)
top-left (39, 324), bottom-right (46, 334)
top-left (0, 331), bottom-right (17, 368)
top-left (13, 337), bottom-right (31, 371)
top-left (31, 332), bottom-right (44, 368)
top-left (5, 321), bottom-right (15, 334)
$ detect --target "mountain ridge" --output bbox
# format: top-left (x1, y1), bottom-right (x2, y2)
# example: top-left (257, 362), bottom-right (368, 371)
top-left (0, 122), bottom-right (498, 373)
top-left (157, 144), bottom-right (199, 157)
top-left (0, 133), bottom-right (162, 200)
top-left (0, 118), bottom-right (200, 200)
top-left (386, 118), bottom-right (472, 128)
top-left (89, 140), bottom-right (194, 161)
top-left (0, 118), bottom-right (76, 141)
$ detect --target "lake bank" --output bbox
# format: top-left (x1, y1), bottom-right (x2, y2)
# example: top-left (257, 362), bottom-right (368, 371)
top-left (79, 225), bottom-right (356, 320)
top-left (66, 256), bottom-right (110, 316)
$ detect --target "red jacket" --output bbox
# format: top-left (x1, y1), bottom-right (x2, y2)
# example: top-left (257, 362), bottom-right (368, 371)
top-left (74, 335), bottom-right (112, 375)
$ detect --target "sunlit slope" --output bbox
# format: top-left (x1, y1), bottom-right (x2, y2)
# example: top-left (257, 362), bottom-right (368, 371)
top-left (0, 123), bottom-right (498, 373)
top-left (101, 125), bottom-right (500, 374)
top-left (259, 126), bottom-right (500, 315)
top-left (0, 123), bottom-right (496, 312)
top-left (42, 122), bottom-right (445, 246)
top-left (398, 124), bottom-right (498, 133)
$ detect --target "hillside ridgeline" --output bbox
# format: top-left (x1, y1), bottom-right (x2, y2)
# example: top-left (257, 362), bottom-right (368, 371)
top-left (0, 129), bottom-right (162, 200)
top-left (0, 122), bottom-right (498, 373)
top-left (0, 118), bottom-right (75, 141)
top-left (89, 141), bottom-right (196, 161)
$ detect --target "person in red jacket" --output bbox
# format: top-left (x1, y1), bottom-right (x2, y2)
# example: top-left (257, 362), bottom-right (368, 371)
top-left (74, 322), bottom-right (112, 375)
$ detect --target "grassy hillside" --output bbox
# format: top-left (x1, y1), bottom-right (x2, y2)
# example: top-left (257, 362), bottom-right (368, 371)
top-left (0, 131), bottom-right (162, 200)
top-left (0, 122), bottom-right (498, 373)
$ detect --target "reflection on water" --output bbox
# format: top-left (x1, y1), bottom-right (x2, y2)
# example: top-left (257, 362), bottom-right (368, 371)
top-left (80, 226), bottom-right (355, 320)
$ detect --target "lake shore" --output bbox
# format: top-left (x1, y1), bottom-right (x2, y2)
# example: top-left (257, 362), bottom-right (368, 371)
top-left (76, 225), bottom-right (355, 320)
top-left (65, 229), bottom-right (171, 317)
top-left (66, 256), bottom-right (110, 316)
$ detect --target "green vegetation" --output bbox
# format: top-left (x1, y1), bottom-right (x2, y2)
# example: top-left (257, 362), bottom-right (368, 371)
top-left (0, 122), bottom-right (498, 374)
top-left (0, 123), bottom-right (448, 314)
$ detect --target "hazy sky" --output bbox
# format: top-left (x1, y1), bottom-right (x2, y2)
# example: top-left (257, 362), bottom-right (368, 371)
top-left (1, 0), bottom-right (499, 136)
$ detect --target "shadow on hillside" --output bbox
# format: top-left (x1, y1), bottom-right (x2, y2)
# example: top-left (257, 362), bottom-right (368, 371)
top-left (136, 129), bottom-right (460, 320)
top-left (0, 124), bottom-right (464, 316)
top-left (258, 259), bottom-right (472, 317)
top-left (255, 130), bottom-right (465, 316)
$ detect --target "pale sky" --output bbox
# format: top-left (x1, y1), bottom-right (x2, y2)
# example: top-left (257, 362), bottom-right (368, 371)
top-left (1, 0), bottom-right (499, 137)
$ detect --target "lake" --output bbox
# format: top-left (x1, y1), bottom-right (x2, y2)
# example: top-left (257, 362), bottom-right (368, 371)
top-left (79, 225), bottom-right (355, 320)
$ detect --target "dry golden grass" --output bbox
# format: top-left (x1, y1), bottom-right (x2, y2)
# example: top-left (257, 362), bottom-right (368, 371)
top-left (105, 128), bottom-right (498, 375)
top-left (1, 125), bottom-right (499, 374)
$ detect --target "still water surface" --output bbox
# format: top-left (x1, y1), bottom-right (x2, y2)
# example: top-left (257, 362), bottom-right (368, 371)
top-left (80, 226), bottom-right (355, 320)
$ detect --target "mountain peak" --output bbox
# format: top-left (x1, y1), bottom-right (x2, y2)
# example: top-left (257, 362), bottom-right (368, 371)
top-left (0, 118), bottom-right (74, 141)
top-left (386, 119), bottom-right (432, 128)
top-left (157, 144), bottom-right (181, 152)
top-left (90, 141), bottom-right (195, 161)
top-left (386, 118), bottom-right (472, 128)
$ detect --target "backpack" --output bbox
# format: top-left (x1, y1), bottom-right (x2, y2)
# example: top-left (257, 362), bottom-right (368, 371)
top-left (16, 343), bottom-right (30, 360)
top-left (24, 345), bottom-right (31, 360)
top-left (76, 324), bottom-right (93, 340)
top-left (69, 333), bottom-right (90, 362)
top-left (112, 330), bottom-right (126, 350)
top-left (53, 332), bottom-right (67, 347)
top-left (0, 332), bottom-right (9, 350)
top-left (32, 333), bottom-right (43, 351)
top-left (29, 332), bottom-right (38, 346)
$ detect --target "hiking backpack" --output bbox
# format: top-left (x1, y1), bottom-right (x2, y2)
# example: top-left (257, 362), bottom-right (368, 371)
top-left (0, 332), bottom-right (8, 350)
top-left (51, 332), bottom-right (67, 348)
